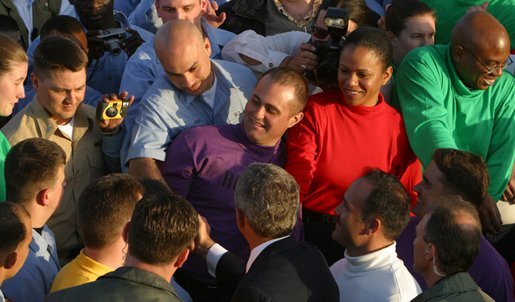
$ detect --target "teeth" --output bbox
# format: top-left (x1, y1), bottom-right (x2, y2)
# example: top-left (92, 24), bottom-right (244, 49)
top-left (483, 79), bottom-right (495, 86)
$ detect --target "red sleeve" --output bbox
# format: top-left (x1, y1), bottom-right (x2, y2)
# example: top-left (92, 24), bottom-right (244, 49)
top-left (285, 100), bottom-right (320, 203)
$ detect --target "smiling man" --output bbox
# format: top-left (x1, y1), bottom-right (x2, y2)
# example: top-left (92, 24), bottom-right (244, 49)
top-left (394, 11), bottom-right (515, 218)
top-left (1, 37), bottom-right (122, 264)
top-left (126, 20), bottom-right (256, 181)
top-left (160, 67), bottom-right (306, 301)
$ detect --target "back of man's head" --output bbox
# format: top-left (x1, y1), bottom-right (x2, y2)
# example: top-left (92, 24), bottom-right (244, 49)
top-left (78, 174), bottom-right (144, 249)
top-left (235, 163), bottom-right (299, 238)
top-left (40, 15), bottom-right (88, 52)
top-left (361, 169), bottom-right (411, 241)
top-left (425, 199), bottom-right (481, 276)
top-left (33, 36), bottom-right (88, 80)
top-left (5, 138), bottom-right (66, 206)
top-left (0, 202), bottom-right (31, 282)
top-left (432, 148), bottom-right (488, 207)
top-left (260, 67), bottom-right (309, 115)
top-left (128, 192), bottom-right (198, 265)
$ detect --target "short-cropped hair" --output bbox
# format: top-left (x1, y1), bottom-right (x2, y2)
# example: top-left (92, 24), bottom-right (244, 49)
top-left (0, 202), bottom-right (30, 255)
top-left (342, 26), bottom-right (393, 69)
top-left (424, 199), bottom-right (481, 275)
top-left (260, 67), bottom-right (308, 114)
top-left (33, 36), bottom-right (88, 79)
top-left (78, 174), bottom-right (144, 249)
top-left (40, 15), bottom-right (85, 40)
top-left (385, 0), bottom-right (435, 37)
top-left (6, 138), bottom-right (66, 205)
top-left (128, 193), bottom-right (198, 265)
top-left (361, 169), bottom-right (410, 240)
top-left (432, 148), bottom-right (488, 207)
top-left (235, 163), bottom-right (299, 238)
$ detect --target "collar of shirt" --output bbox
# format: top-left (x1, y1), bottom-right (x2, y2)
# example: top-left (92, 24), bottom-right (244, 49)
top-left (0, 289), bottom-right (5, 302)
top-left (246, 235), bottom-right (290, 272)
top-left (272, 0), bottom-right (322, 28)
top-left (31, 226), bottom-right (56, 262)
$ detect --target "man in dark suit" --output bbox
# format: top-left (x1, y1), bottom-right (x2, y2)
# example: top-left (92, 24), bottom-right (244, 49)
top-left (195, 163), bottom-right (339, 302)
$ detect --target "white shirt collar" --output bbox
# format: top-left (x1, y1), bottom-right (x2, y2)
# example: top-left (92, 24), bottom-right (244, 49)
top-left (246, 235), bottom-right (289, 273)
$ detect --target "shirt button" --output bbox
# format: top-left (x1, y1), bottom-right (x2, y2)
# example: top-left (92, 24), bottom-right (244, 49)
top-left (268, 63), bottom-right (274, 68)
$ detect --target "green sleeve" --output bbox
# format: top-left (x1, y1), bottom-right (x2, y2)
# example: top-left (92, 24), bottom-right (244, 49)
top-left (0, 132), bottom-right (10, 201)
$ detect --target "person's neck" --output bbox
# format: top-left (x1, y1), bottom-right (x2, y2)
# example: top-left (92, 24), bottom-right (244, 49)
top-left (425, 273), bottom-right (442, 288)
top-left (124, 255), bottom-right (176, 282)
top-left (346, 239), bottom-right (394, 257)
top-left (83, 240), bottom-right (126, 270)
top-left (279, 0), bottom-right (313, 21)
top-left (23, 202), bottom-right (48, 229)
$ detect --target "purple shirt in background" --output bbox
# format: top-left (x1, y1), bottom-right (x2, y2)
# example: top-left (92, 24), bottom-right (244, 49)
top-left (396, 216), bottom-right (514, 302)
top-left (161, 123), bottom-right (286, 283)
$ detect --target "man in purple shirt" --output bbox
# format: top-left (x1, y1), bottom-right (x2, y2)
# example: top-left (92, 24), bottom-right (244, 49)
top-left (160, 67), bottom-right (307, 302)
top-left (396, 148), bottom-right (514, 302)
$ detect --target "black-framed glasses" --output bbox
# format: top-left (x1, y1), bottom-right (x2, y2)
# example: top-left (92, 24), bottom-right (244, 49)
top-left (461, 45), bottom-right (513, 75)
top-left (311, 26), bottom-right (330, 40)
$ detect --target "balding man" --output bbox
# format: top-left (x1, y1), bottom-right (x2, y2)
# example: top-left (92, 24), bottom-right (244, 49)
top-left (393, 11), bottom-right (514, 234)
top-left (125, 20), bottom-right (256, 181)
top-left (412, 200), bottom-right (494, 301)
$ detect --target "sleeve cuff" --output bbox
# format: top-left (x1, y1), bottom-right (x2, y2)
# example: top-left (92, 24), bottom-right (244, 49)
top-left (206, 243), bottom-right (228, 278)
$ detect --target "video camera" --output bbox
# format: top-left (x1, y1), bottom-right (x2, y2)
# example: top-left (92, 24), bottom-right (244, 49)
top-left (306, 7), bottom-right (349, 87)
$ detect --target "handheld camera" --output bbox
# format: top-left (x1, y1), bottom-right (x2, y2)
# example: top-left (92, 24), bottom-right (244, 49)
top-left (96, 99), bottom-right (130, 120)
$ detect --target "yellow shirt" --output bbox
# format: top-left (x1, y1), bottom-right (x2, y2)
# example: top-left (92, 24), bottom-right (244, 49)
top-left (50, 250), bottom-right (112, 292)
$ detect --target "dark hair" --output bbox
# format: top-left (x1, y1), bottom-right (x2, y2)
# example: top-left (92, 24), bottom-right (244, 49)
top-left (128, 193), bottom-right (198, 265)
top-left (342, 26), bottom-right (393, 68)
top-left (385, 0), bottom-right (435, 36)
top-left (0, 16), bottom-right (20, 34)
top-left (6, 138), bottom-right (66, 205)
top-left (0, 201), bottom-right (30, 255)
top-left (432, 148), bottom-right (488, 207)
top-left (260, 67), bottom-right (308, 114)
top-left (320, 0), bottom-right (371, 28)
top-left (361, 169), bottom-right (410, 240)
top-left (33, 36), bottom-right (88, 78)
top-left (424, 199), bottom-right (481, 275)
top-left (40, 15), bottom-right (85, 40)
top-left (235, 163), bottom-right (299, 238)
top-left (140, 178), bottom-right (174, 197)
top-left (78, 174), bottom-right (144, 248)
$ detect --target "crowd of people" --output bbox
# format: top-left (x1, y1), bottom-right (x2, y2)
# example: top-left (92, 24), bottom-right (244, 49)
top-left (0, 0), bottom-right (514, 301)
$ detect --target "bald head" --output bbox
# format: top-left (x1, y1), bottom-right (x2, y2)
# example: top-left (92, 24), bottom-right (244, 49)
top-left (155, 19), bottom-right (206, 61)
top-left (452, 11), bottom-right (509, 52)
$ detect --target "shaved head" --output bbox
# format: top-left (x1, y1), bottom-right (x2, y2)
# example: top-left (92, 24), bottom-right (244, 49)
top-left (451, 11), bottom-right (509, 53)
top-left (154, 19), bottom-right (214, 96)
top-left (450, 11), bottom-right (510, 90)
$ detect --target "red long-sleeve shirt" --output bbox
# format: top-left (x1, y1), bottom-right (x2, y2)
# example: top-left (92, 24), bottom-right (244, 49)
top-left (286, 91), bottom-right (421, 215)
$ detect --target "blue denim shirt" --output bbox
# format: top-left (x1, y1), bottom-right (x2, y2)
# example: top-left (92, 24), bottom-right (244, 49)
top-left (122, 59), bottom-right (256, 166)
top-left (2, 226), bottom-right (60, 302)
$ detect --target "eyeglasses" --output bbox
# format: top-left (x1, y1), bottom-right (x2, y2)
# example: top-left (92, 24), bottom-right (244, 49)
top-left (461, 45), bottom-right (513, 75)
top-left (311, 26), bottom-right (330, 40)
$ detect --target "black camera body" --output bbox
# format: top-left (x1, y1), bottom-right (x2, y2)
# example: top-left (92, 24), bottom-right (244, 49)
top-left (96, 99), bottom-right (130, 120)
top-left (306, 7), bottom-right (349, 87)
top-left (96, 27), bottom-right (128, 56)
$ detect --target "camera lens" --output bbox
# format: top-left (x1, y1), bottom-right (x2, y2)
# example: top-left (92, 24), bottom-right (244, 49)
top-left (106, 106), bottom-right (118, 118)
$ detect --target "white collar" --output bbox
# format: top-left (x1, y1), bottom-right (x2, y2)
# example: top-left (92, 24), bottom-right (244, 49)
top-left (343, 242), bottom-right (398, 273)
top-left (246, 235), bottom-right (289, 273)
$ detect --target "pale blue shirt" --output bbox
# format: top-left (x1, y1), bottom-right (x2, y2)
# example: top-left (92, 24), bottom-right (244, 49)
top-left (1, 226), bottom-right (60, 302)
top-left (122, 59), bottom-right (256, 165)
top-left (119, 18), bottom-right (236, 101)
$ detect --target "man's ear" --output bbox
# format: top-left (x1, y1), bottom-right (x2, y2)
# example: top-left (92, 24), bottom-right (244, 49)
top-left (203, 36), bottom-right (212, 58)
top-left (361, 218), bottom-right (380, 236)
top-left (288, 112), bottom-right (304, 128)
top-left (4, 252), bottom-right (18, 269)
top-left (35, 189), bottom-right (50, 207)
top-left (122, 222), bottom-right (130, 244)
top-left (451, 45), bottom-right (465, 62)
top-left (235, 208), bottom-right (246, 230)
top-left (174, 247), bottom-right (190, 268)
top-left (425, 243), bottom-right (436, 261)
top-left (31, 73), bottom-right (39, 90)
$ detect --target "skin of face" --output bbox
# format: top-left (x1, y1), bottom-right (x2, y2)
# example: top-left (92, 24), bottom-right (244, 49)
top-left (161, 34), bottom-right (213, 96)
top-left (332, 177), bottom-right (374, 256)
top-left (243, 75), bottom-right (303, 147)
top-left (0, 62), bottom-right (28, 116)
top-left (338, 45), bottom-right (392, 107)
top-left (71, 0), bottom-right (115, 30)
top-left (32, 68), bottom-right (87, 125)
top-left (392, 14), bottom-right (435, 65)
top-left (412, 213), bottom-right (431, 276)
top-left (156, 0), bottom-right (205, 26)
top-left (413, 161), bottom-right (449, 216)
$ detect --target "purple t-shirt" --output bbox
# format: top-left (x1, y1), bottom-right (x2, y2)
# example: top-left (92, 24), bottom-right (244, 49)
top-left (396, 216), bottom-right (514, 302)
top-left (161, 123), bottom-right (286, 283)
